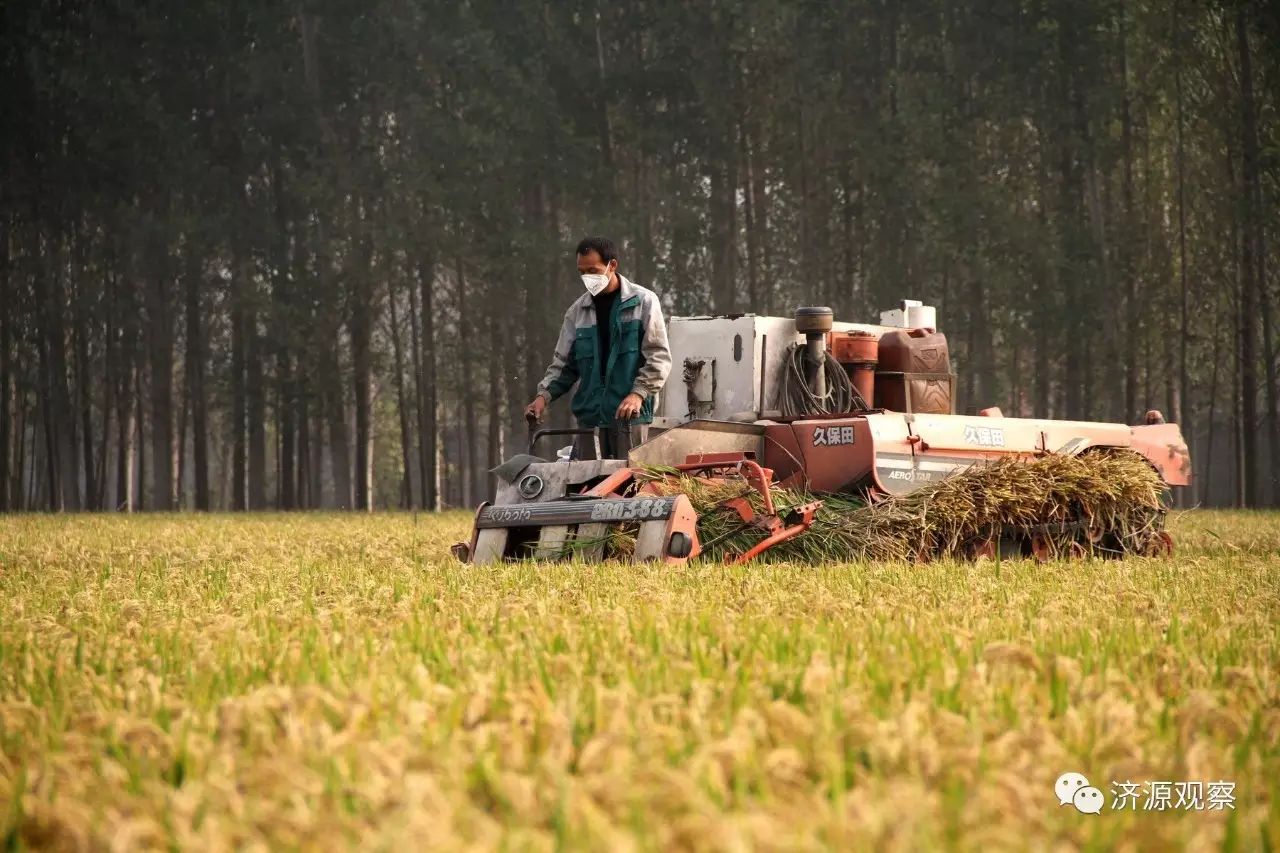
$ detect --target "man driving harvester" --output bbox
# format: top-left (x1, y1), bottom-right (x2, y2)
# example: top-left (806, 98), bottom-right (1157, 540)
top-left (525, 237), bottom-right (672, 460)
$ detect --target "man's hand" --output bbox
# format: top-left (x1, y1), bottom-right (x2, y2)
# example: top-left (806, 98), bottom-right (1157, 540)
top-left (615, 392), bottom-right (644, 421)
top-left (524, 395), bottom-right (547, 424)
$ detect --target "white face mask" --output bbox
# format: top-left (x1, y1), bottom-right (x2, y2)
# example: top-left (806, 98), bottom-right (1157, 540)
top-left (581, 273), bottom-right (610, 296)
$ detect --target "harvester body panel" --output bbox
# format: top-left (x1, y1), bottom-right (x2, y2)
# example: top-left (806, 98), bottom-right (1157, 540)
top-left (748, 411), bottom-right (1189, 497)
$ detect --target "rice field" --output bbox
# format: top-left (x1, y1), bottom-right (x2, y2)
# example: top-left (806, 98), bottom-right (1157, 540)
top-left (0, 509), bottom-right (1277, 850)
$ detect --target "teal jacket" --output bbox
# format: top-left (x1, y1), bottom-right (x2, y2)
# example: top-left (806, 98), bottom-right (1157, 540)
top-left (536, 276), bottom-right (672, 427)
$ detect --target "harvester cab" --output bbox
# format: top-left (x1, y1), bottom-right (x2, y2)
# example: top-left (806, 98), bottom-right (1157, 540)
top-left (454, 301), bottom-right (1192, 565)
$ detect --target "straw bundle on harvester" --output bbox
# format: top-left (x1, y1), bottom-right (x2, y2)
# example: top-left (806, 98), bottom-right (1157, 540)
top-left (634, 451), bottom-right (1169, 563)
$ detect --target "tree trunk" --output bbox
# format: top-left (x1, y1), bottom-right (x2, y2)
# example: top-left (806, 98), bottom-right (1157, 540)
top-left (73, 254), bottom-right (97, 510)
top-left (486, 313), bottom-right (504, 503)
top-left (0, 216), bottom-right (9, 513)
top-left (312, 409), bottom-right (327, 508)
top-left (136, 350), bottom-right (148, 510)
top-left (709, 143), bottom-right (739, 314)
top-left (121, 360), bottom-right (137, 511)
top-left (415, 256), bottom-right (439, 511)
top-left (1174, 5), bottom-right (1191, 507)
top-left (747, 128), bottom-right (774, 316)
top-left (839, 164), bottom-right (857, 320)
top-left (1232, 13), bottom-right (1277, 504)
top-left (967, 266), bottom-right (995, 409)
top-left (388, 276), bottom-right (414, 509)
top-left (216, 426), bottom-right (230, 509)
top-left (185, 249), bottom-right (210, 510)
top-left (176, 359), bottom-right (189, 509)
top-left (1203, 305), bottom-right (1224, 505)
top-left (97, 265), bottom-right (117, 510)
top-left (14, 388), bottom-right (28, 511)
top-left (1120, 0), bottom-right (1139, 423)
top-left (147, 262), bottom-right (175, 512)
top-left (230, 257), bottom-right (248, 511)
top-left (246, 324), bottom-right (267, 510)
top-left (96, 368), bottom-right (111, 510)
top-left (323, 334), bottom-right (352, 509)
top-left (408, 255), bottom-right (427, 508)
top-left (1236, 7), bottom-right (1260, 506)
top-left (301, 11), bottom-right (355, 511)
top-left (243, 247), bottom-right (267, 511)
top-left (297, 395), bottom-right (312, 508)
top-left (1033, 119), bottom-right (1055, 419)
top-left (1009, 341), bottom-right (1024, 417)
top-left (277, 355), bottom-right (296, 510)
top-left (456, 256), bottom-right (476, 508)
top-left (1163, 305), bottom-right (1177, 431)
top-left (40, 393), bottom-right (56, 511)
top-left (40, 252), bottom-right (81, 510)
top-left (743, 122), bottom-right (762, 313)
top-left (350, 270), bottom-right (374, 512)
top-left (1262, 274), bottom-right (1279, 505)
top-left (271, 166), bottom-right (296, 510)
top-left (1057, 14), bottom-right (1090, 422)
top-left (593, 1), bottom-right (613, 172)
top-left (1234, 326), bottom-right (1245, 508)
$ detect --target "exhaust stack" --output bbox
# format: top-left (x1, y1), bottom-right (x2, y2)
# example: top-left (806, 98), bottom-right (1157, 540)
top-left (794, 306), bottom-right (834, 401)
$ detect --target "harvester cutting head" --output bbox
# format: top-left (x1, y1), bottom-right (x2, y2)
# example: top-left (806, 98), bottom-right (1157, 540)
top-left (456, 302), bottom-right (1191, 565)
top-left (452, 428), bottom-right (822, 565)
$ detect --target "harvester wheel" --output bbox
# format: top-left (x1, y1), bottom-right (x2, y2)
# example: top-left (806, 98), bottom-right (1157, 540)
top-left (1145, 530), bottom-right (1174, 558)
top-left (967, 536), bottom-right (998, 561)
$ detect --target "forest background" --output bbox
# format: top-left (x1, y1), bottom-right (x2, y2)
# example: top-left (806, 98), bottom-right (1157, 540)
top-left (1, 0), bottom-right (1277, 512)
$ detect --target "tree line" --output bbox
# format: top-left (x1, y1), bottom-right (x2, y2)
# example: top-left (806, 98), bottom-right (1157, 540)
top-left (1, 0), bottom-right (1277, 512)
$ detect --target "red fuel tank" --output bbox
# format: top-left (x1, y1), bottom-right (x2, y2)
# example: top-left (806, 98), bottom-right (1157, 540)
top-left (875, 329), bottom-right (954, 415)
top-left (876, 328), bottom-right (950, 373)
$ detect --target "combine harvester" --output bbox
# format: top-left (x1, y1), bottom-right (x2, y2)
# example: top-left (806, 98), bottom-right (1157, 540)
top-left (455, 302), bottom-right (1191, 565)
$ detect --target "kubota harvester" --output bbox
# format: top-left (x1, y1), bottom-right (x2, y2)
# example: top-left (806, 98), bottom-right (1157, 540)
top-left (453, 302), bottom-right (1190, 565)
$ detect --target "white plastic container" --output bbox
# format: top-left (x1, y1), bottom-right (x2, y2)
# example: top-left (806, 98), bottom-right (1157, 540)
top-left (879, 299), bottom-right (937, 331)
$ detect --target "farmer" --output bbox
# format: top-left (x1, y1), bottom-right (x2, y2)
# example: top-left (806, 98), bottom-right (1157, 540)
top-left (524, 236), bottom-right (671, 460)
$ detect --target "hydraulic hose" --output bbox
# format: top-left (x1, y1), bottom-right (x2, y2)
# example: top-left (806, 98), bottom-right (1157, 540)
top-left (777, 343), bottom-right (868, 417)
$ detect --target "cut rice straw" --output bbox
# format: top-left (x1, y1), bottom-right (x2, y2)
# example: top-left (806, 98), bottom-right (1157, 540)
top-left (626, 451), bottom-right (1167, 563)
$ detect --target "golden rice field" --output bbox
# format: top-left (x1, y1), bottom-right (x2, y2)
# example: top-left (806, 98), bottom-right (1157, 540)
top-left (1, 509), bottom-right (1277, 851)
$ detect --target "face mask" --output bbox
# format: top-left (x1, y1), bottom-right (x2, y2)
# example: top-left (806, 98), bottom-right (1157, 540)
top-left (581, 273), bottom-right (610, 296)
